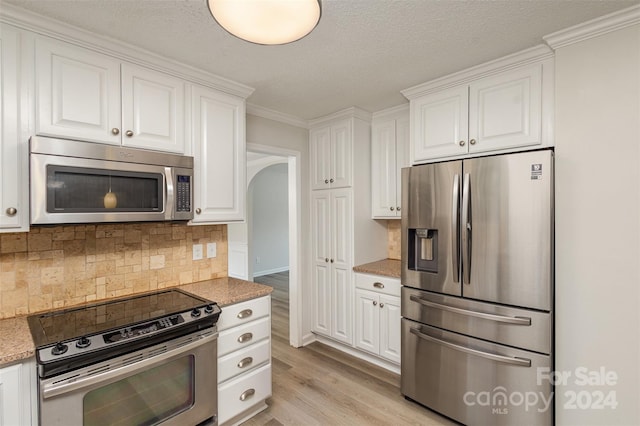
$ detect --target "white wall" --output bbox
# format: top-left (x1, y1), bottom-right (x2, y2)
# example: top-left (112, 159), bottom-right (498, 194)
top-left (251, 163), bottom-right (289, 276)
top-left (554, 24), bottom-right (639, 425)
top-left (246, 113), bottom-right (311, 337)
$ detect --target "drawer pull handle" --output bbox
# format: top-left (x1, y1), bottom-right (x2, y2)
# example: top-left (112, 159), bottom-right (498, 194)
top-left (239, 388), bottom-right (256, 401)
top-left (373, 282), bottom-right (384, 289)
top-left (237, 357), bottom-right (253, 369)
top-left (237, 332), bottom-right (253, 343)
top-left (237, 309), bottom-right (253, 319)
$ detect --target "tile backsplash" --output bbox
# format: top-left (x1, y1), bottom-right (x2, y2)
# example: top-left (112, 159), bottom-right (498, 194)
top-left (0, 223), bottom-right (227, 319)
top-left (387, 220), bottom-right (401, 260)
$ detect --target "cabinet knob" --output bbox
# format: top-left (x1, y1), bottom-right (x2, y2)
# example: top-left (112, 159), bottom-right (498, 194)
top-left (125, 130), bottom-right (134, 137)
top-left (325, 258), bottom-right (329, 263)
top-left (195, 208), bottom-right (201, 214)
top-left (380, 303), bottom-right (385, 308)
top-left (5, 207), bottom-right (17, 217)
top-left (390, 207), bottom-right (394, 211)
top-left (373, 301), bottom-right (377, 306)
top-left (470, 139), bottom-right (477, 145)
top-left (330, 178), bottom-right (334, 183)
top-left (324, 179), bottom-right (329, 184)
top-left (396, 206), bottom-right (401, 211)
top-left (111, 128), bottom-right (120, 135)
top-left (330, 259), bottom-right (334, 263)
top-left (459, 140), bottom-right (466, 146)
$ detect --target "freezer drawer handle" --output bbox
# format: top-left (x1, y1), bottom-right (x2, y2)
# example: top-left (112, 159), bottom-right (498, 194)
top-left (409, 327), bottom-right (531, 367)
top-left (409, 295), bottom-right (531, 325)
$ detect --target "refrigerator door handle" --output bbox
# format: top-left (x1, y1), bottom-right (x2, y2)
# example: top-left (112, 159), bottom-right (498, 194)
top-left (461, 173), bottom-right (471, 284)
top-left (409, 327), bottom-right (532, 367)
top-left (451, 174), bottom-right (460, 283)
top-left (409, 295), bottom-right (532, 325)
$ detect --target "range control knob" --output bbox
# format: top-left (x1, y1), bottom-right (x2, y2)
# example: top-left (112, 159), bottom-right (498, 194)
top-left (191, 308), bottom-right (201, 318)
top-left (76, 336), bottom-right (91, 349)
top-left (51, 342), bottom-right (68, 356)
top-left (204, 304), bottom-right (215, 314)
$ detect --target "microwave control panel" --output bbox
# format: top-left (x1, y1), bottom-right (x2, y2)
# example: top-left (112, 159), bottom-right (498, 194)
top-left (176, 175), bottom-right (191, 212)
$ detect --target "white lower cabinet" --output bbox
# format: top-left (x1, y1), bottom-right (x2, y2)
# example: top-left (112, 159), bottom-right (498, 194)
top-left (217, 296), bottom-right (271, 425)
top-left (0, 359), bottom-right (37, 426)
top-left (354, 273), bottom-right (401, 365)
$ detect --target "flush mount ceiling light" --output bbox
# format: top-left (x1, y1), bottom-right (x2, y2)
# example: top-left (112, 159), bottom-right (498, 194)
top-left (207, 0), bottom-right (321, 45)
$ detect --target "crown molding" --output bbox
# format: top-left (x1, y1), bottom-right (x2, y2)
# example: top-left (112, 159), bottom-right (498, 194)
top-left (372, 103), bottom-right (409, 120)
top-left (0, 3), bottom-right (254, 99)
top-left (246, 103), bottom-right (309, 129)
top-left (401, 44), bottom-right (553, 99)
top-left (544, 5), bottom-right (640, 50)
top-left (308, 106), bottom-right (372, 127)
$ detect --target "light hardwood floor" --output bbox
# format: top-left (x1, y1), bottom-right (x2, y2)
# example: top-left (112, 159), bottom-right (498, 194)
top-left (249, 271), bottom-right (455, 426)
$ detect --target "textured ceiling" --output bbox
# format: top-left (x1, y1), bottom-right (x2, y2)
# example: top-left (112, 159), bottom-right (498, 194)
top-left (4, 0), bottom-right (637, 121)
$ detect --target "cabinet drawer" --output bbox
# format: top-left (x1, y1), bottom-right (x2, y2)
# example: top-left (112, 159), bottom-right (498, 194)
top-left (218, 339), bottom-right (270, 384)
top-left (218, 363), bottom-right (272, 425)
top-left (218, 296), bottom-right (270, 332)
top-left (355, 273), bottom-right (401, 297)
top-left (218, 316), bottom-right (270, 357)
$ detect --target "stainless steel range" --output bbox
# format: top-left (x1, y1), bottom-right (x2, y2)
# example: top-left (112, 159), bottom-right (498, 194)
top-left (27, 288), bottom-right (221, 426)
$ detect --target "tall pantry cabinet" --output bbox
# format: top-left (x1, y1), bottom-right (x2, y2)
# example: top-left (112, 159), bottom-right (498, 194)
top-left (310, 108), bottom-right (387, 345)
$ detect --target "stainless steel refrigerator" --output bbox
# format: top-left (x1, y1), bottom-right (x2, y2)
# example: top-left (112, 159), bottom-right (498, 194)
top-left (401, 149), bottom-right (554, 425)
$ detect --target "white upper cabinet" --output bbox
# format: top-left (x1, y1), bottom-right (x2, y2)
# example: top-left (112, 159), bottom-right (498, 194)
top-left (403, 45), bottom-right (553, 163)
top-left (310, 118), bottom-right (352, 190)
top-left (36, 36), bottom-right (186, 153)
top-left (191, 85), bottom-right (246, 223)
top-left (0, 24), bottom-right (28, 232)
top-left (120, 63), bottom-right (185, 153)
top-left (371, 106), bottom-right (409, 219)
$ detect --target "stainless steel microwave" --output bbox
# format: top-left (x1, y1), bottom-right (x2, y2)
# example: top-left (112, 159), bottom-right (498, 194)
top-left (30, 136), bottom-right (193, 224)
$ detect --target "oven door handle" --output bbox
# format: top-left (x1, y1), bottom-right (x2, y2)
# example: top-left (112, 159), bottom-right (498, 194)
top-left (42, 331), bottom-right (216, 400)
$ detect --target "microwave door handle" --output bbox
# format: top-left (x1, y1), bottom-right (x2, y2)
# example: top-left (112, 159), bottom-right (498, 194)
top-left (165, 167), bottom-right (174, 220)
top-left (451, 174), bottom-right (460, 283)
top-left (461, 173), bottom-right (471, 285)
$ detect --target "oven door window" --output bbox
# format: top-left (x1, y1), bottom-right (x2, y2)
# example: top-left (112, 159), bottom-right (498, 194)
top-left (83, 355), bottom-right (194, 425)
top-left (47, 165), bottom-right (163, 213)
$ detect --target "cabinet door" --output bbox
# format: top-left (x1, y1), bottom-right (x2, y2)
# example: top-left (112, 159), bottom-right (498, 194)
top-left (379, 294), bottom-right (401, 364)
top-left (411, 85), bottom-right (468, 162)
top-left (331, 265), bottom-right (352, 344)
top-left (0, 362), bottom-right (33, 426)
top-left (371, 120), bottom-right (397, 218)
top-left (310, 126), bottom-right (331, 190)
top-left (191, 85), bottom-right (246, 223)
top-left (311, 192), bottom-right (331, 336)
top-left (330, 189), bottom-right (352, 344)
top-left (354, 289), bottom-right (380, 354)
top-left (330, 119), bottom-right (352, 188)
top-left (35, 36), bottom-right (121, 145)
top-left (395, 116), bottom-right (410, 215)
top-left (468, 64), bottom-right (542, 153)
top-left (121, 63), bottom-right (185, 153)
top-left (0, 26), bottom-right (27, 231)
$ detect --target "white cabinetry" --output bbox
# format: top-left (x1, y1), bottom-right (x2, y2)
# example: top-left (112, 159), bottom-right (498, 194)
top-left (403, 45), bottom-right (554, 163)
top-left (310, 119), bottom-right (352, 190)
top-left (0, 359), bottom-right (36, 426)
top-left (309, 108), bottom-right (387, 346)
top-left (217, 296), bottom-right (271, 426)
top-left (371, 105), bottom-right (409, 219)
top-left (354, 273), bottom-right (401, 364)
top-left (35, 36), bottom-right (185, 153)
top-left (0, 24), bottom-right (28, 232)
top-left (311, 189), bottom-right (353, 344)
top-left (191, 85), bottom-right (246, 223)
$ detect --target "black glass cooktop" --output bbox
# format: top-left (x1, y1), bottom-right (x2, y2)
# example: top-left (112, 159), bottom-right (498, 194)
top-left (28, 288), bottom-right (212, 348)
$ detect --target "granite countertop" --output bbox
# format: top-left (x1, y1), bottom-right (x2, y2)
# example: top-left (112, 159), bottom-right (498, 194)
top-left (353, 258), bottom-right (401, 278)
top-left (0, 277), bottom-right (272, 367)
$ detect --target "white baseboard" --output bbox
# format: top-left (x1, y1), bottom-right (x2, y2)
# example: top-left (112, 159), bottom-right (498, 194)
top-left (253, 266), bottom-right (289, 277)
top-left (312, 333), bottom-right (401, 375)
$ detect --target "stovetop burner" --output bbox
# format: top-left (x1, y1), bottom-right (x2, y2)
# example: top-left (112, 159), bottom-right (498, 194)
top-left (27, 288), bottom-right (221, 378)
